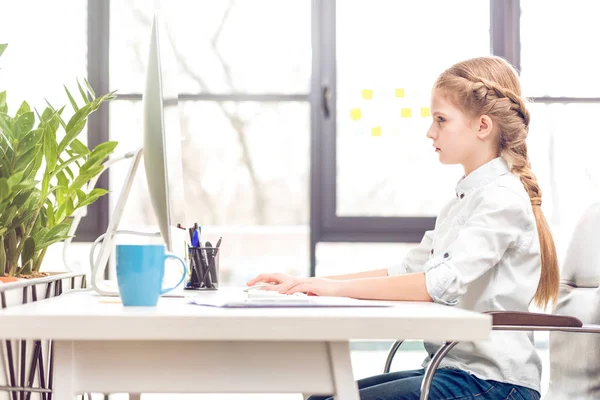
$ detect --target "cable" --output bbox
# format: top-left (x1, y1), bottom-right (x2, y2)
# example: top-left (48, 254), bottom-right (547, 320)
top-left (62, 151), bottom-right (138, 272)
top-left (89, 230), bottom-right (163, 277)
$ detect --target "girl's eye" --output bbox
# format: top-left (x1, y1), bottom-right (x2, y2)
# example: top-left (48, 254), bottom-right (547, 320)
top-left (436, 116), bottom-right (445, 123)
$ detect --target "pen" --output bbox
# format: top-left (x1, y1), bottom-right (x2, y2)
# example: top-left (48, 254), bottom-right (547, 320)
top-left (211, 237), bottom-right (222, 263)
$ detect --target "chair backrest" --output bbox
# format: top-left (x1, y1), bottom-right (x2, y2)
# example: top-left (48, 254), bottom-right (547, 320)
top-left (545, 203), bottom-right (600, 399)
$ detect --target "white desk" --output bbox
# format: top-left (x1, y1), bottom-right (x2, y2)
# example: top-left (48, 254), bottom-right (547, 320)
top-left (0, 288), bottom-right (491, 399)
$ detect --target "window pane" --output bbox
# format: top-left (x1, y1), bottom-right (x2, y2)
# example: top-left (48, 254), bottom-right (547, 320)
top-left (0, 1), bottom-right (87, 112)
top-left (109, 100), bottom-right (310, 285)
top-left (527, 103), bottom-right (600, 262)
top-left (336, 0), bottom-right (490, 217)
top-left (110, 0), bottom-right (311, 95)
top-left (521, 1), bottom-right (600, 97)
top-left (316, 242), bottom-right (416, 277)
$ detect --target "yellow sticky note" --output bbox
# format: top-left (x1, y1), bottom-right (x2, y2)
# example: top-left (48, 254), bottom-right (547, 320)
top-left (420, 107), bottom-right (431, 117)
top-left (395, 88), bottom-right (405, 98)
top-left (350, 108), bottom-right (362, 121)
top-left (371, 127), bottom-right (382, 136)
top-left (401, 108), bottom-right (412, 118)
top-left (362, 89), bottom-right (373, 100)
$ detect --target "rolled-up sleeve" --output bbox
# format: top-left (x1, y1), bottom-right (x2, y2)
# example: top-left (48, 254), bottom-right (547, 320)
top-left (425, 188), bottom-right (526, 305)
top-left (388, 229), bottom-right (434, 276)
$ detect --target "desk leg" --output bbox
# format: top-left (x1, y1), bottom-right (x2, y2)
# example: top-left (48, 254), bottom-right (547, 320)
top-left (53, 341), bottom-right (76, 399)
top-left (128, 394), bottom-right (141, 400)
top-left (326, 342), bottom-right (359, 400)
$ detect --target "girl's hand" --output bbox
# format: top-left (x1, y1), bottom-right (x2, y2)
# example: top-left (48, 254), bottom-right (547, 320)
top-left (246, 272), bottom-right (299, 290)
top-left (279, 278), bottom-right (345, 297)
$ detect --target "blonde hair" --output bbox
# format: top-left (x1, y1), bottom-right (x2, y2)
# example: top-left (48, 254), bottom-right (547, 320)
top-left (434, 56), bottom-right (559, 308)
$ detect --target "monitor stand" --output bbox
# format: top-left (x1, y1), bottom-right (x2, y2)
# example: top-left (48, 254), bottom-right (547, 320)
top-left (90, 147), bottom-right (145, 296)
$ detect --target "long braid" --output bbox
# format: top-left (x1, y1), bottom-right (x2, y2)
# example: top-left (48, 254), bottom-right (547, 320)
top-left (435, 56), bottom-right (559, 307)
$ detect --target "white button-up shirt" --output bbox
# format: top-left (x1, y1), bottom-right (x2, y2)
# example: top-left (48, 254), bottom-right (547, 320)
top-left (388, 157), bottom-right (542, 392)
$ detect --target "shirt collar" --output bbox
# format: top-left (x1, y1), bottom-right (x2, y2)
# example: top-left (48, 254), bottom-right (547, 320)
top-left (455, 157), bottom-right (510, 198)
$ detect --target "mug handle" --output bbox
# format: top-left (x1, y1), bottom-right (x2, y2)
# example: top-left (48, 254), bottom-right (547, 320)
top-left (161, 252), bottom-right (188, 295)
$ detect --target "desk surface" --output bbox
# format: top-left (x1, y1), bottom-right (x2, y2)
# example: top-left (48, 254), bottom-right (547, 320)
top-left (0, 288), bottom-right (491, 342)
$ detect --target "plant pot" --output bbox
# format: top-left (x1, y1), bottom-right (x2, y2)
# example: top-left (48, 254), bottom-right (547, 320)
top-left (0, 271), bottom-right (87, 400)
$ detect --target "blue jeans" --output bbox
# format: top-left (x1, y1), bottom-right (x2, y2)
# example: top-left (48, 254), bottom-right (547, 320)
top-left (307, 368), bottom-right (540, 400)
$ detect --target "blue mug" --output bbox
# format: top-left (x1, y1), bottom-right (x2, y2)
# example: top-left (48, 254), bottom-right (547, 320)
top-left (116, 244), bottom-right (187, 306)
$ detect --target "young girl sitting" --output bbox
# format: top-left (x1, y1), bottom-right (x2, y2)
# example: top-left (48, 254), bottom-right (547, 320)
top-left (247, 56), bottom-right (558, 400)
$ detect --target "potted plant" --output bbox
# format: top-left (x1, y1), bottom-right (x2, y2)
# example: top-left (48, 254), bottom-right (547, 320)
top-left (0, 42), bottom-right (119, 399)
top-left (0, 42), bottom-right (117, 292)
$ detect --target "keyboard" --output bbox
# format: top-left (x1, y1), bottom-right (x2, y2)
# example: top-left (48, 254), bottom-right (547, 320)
top-left (244, 287), bottom-right (311, 303)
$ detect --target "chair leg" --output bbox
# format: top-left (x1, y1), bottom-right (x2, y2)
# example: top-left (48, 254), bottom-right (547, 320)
top-left (383, 340), bottom-right (404, 373)
top-left (129, 395), bottom-right (142, 400)
top-left (420, 341), bottom-right (458, 400)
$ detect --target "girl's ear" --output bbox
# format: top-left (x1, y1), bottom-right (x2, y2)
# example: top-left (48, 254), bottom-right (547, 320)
top-left (476, 115), bottom-right (494, 140)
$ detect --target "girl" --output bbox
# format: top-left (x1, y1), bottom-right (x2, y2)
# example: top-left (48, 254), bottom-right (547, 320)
top-left (247, 56), bottom-right (558, 400)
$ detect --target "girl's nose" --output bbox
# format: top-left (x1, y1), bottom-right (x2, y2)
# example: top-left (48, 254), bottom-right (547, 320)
top-left (426, 125), bottom-right (436, 139)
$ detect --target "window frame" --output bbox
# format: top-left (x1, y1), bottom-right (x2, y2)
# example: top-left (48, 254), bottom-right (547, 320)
top-left (86, 0), bottom-right (596, 276)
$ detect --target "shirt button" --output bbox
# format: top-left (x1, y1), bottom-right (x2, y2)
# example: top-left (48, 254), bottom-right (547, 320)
top-left (460, 193), bottom-right (465, 199)
top-left (430, 249), bottom-right (434, 255)
top-left (444, 252), bottom-right (449, 258)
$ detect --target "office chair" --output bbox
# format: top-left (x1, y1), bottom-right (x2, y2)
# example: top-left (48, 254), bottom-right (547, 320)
top-left (383, 203), bottom-right (600, 400)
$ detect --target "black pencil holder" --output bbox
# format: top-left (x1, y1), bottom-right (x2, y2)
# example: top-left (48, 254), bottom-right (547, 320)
top-left (185, 246), bottom-right (220, 290)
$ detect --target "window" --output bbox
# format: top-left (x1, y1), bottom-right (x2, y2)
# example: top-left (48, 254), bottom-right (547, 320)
top-left (0, 1), bottom-right (87, 112)
top-left (108, 0), bottom-right (312, 285)
top-left (335, 0), bottom-right (490, 218)
top-left (520, 0), bottom-right (600, 259)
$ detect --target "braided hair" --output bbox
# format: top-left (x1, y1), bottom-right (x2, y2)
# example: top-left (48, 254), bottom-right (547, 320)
top-left (434, 57), bottom-right (558, 308)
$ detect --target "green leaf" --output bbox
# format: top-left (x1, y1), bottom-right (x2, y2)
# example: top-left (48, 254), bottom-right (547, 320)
top-left (16, 128), bottom-right (43, 157)
top-left (56, 171), bottom-right (69, 204)
top-left (64, 85), bottom-right (79, 112)
top-left (32, 227), bottom-right (49, 246)
top-left (76, 79), bottom-right (90, 104)
top-left (69, 139), bottom-right (90, 155)
top-left (35, 220), bottom-right (71, 251)
top-left (11, 179), bottom-right (37, 193)
top-left (40, 107), bottom-right (53, 123)
top-left (13, 111), bottom-right (35, 139)
top-left (55, 201), bottom-right (66, 222)
top-left (76, 188), bottom-right (109, 209)
top-left (11, 189), bottom-right (34, 212)
top-left (24, 145), bottom-right (43, 181)
top-left (8, 206), bottom-right (38, 231)
top-left (15, 101), bottom-right (31, 118)
top-left (43, 118), bottom-right (58, 172)
top-left (0, 206), bottom-right (16, 226)
top-left (7, 170), bottom-right (23, 189)
top-left (44, 199), bottom-right (55, 227)
top-left (68, 164), bottom-right (103, 193)
top-left (58, 117), bottom-right (86, 155)
top-left (64, 164), bottom-right (74, 180)
top-left (0, 91), bottom-right (6, 114)
top-left (65, 195), bottom-right (74, 217)
top-left (0, 113), bottom-right (14, 142)
top-left (81, 141), bottom-right (118, 172)
top-left (83, 78), bottom-right (96, 98)
top-left (21, 237), bottom-right (35, 265)
top-left (0, 44), bottom-right (7, 59)
top-left (76, 189), bottom-right (86, 204)
top-left (50, 153), bottom-right (86, 180)
top-left (42, 102), bottom-right (67, 131)
top-left (41, 172), bottom-right (49, 199)
top-left (0, 178), bottom-right (8, 200)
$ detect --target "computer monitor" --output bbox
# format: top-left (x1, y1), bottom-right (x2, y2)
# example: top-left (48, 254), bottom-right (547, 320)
top-left (143, 13), bottom-right (187, 253)
top-left (90, 13), bottom-right (188, 296)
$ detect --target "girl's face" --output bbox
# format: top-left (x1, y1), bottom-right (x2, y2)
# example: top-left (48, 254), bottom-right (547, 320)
top-left (426, 89), bottom-right (496, 174)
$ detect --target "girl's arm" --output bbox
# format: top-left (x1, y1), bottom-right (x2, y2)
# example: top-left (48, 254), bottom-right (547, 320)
top-left (323, 269), bottom-right (388, 280)
top-left (284, 272), bottom-right (433, 302)
top-left (335, 273), bottom-right (432, 301)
